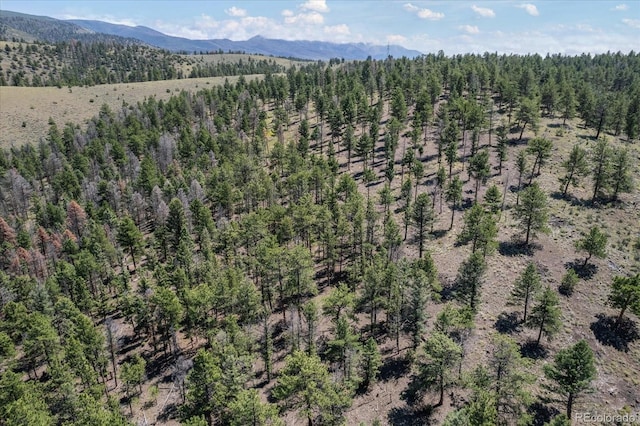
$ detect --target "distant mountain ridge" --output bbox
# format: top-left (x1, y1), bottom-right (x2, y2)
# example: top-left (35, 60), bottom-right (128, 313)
top-left (67, 19), bottom-right (423, 60)
top-left (0, 10), bottom-right (422, 60)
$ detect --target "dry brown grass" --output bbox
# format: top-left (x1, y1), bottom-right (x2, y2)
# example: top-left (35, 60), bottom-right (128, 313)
top-left (0, 75), bottom-right (263, 148)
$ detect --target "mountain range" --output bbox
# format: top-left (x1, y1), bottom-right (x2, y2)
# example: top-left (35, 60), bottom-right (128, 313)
top-left (0, 10), bottom-right (422, 60)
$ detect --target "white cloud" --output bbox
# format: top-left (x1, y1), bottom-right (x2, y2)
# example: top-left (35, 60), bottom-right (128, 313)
top-left (387, 34), bottom-right (408, 45)
top-left (517, 3), bottom-right (539, 16)
top-left (284, 11), bottom-right (324, 25)
top-left (471, 5), bottom-right (495, 18)
top-left (300, 0), bottom-right (330, 13)
top-left (622, 18), bottom-right (640, 29)
top-left (59, 13), bottom-right (138, 27)
top-left (403, 3), bottom-right (445, 20)
top-left (612, 4), bottom-right (628, 11)
top-left (324, 24), bottom-right (350, 36)
top-left (459, 25), bottom-right (480, 34)
top-left (225, 6), bottom-right (247, 17)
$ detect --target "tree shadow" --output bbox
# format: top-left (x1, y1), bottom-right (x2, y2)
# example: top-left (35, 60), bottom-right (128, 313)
top-left (388, 405), bottom-right (434, 426)
top-left (146, 351), bottom-right (176, 380)
top-left (439, 276), bottom-right (458, 302)
top-left (494, 311), bottom-right (521, 334)
top-left (528, 401), bottom-right (560, 426)
top-left (520, 339), bottom-right (549, 360)
top-left (590, 313), bottom-right (640, 352)
top-left (379, 356), bottom-right (411, 382)
top-left (431, 229), bottom-right (447, 239)
top-left (156, 402), bottom-right (179, 422)
top-left (498, 240), bottom-right (537, 257)
top-left (564, 260), bottom-right (597, 280)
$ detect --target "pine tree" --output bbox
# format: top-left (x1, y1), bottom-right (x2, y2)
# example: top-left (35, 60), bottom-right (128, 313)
top-left (609, 147), bottom-right (633, 202)
top-left (445, 176), bottom-right (463, 230)
top-left (485, 334), bottom-right (533, 423)
top-left (608, 274), bottom-right (640, 329)
top-left (574, 226), bottom-right (607, 267)
top-left (514, 182), bottom-right (549, 246)
top-left (273, 350), bottom-right (351, 426)
top-left (117, 216), bottom-right (144, 271)
top-left (526, 137), bottom-right (553, 183)
top-left (361, 337), bottom-right (382, 390)
top-left (495, 124), bottom-right (508, 175)
top-left (515, 150), bottom-right (528, 205)
top-left (412, 193), bottom-right (434, 258)
top-left (558, 269), bottom-right (580, 296)
top-left (483, 184), bottom-right (502, 214)
top-left (510, 262), bottom-right (542, 322)
top-left (457, 203), bottom-right (498, 256)
top-left (411, 332), bottom-right (462, 407)
top-left (455, 251), bottom-right (487, 311)
top-left (228, 389), bottom-right (283, 426)
top-left (183, 349), bottom-right (224, 425)
top-left (526, 287), bottom-right (562, 346)
top-left (590, 138), bottom-right (612, 202)
top-left (468, 150), bottom-right (490, 202)
top-left (559, 144), bottom-right (589, 197)
top-left (543, 340), bottom-right (595, 419)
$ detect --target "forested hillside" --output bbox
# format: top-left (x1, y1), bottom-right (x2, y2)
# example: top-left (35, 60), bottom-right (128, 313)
top-left (0, 51), bottom-right (639, 426)
top-left (0, 40), bottom-right (288, 87)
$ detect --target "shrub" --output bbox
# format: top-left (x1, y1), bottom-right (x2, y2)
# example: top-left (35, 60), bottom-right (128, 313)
top-left (559, 269), bottom-right (579, 296)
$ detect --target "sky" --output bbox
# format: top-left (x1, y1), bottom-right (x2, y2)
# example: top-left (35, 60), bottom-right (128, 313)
top-left (2, 0), bottom-right (639, 55)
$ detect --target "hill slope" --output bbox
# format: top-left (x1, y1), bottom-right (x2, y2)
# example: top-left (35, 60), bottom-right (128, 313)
top-left (0, 10), bottom-right (138, 45)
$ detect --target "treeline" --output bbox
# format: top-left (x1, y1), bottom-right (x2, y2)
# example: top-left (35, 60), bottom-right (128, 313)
top-left (0, 41), bottom-right (287, 87)
top-left (0, 51), bottom-right (638, 425)
top-left (188, 58), bottom-right (286, 79)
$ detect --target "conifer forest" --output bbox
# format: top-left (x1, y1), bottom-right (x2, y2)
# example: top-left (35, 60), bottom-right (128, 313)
top-left (0, 38), bottom-right (639, 425)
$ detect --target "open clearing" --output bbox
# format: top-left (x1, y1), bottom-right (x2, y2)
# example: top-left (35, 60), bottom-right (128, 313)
top-left (0, 75), bottom-right (263, 148)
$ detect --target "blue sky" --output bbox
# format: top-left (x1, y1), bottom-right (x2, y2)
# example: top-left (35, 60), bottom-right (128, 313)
top-left (2, 1), bottom-right (638, 55)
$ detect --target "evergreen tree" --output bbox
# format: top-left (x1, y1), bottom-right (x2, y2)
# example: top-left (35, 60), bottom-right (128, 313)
top-left (526, 287), bottom-right (562, 346)
top-left (558, 269), bottom-right (580, 296)
top-left (510, 262), bottom-right (542, 322)
top-left (574, 226), bottom-right (608, 267)
top-left (608, 274), bottom-right (640, 329)
top-left (183, 349), bottom-right (225, 425)
top-left (228, 389), bottom-right (283, 426)
top-left (455, 251), bottom-right (487, 311)
top-left (526, 137), bottom-right (553, 183)
top-left (468, 150), bottom-right (490, 201)
top-left (412, 193), bottom-right (434, 258)
top-left (117, 216), bottom-right (144, 271)
top-left (495, 124), bottom-right (508, 175)
top-left (361, 337), bottom-right (382, 391)
top-left (559, 144), bottom-right (589, 197)
top-left (514, 182), bottom-right (549, 246)
top-left (446, 176), bottom-right (463, 230)
top-left (410, 332), bottom-right (462, 407)
top-left (516, 97), bottom-right (540, 140)
top-left (590, 138), bottom-right (612, 202)
top-left (515, 150), bottom-right (528, 205)
top-left (273, 350), bottom-right (351, 426)
top-left (610, 147), bottom-right (634, 201)
top-left (485, 334), bottom-right (533, 423)
top-left (543, 340), bottom-right (596, 419)
top-left (483, 184), bottom-right (502, 214)
top-left (457, 203), bottom-right (498, 255)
